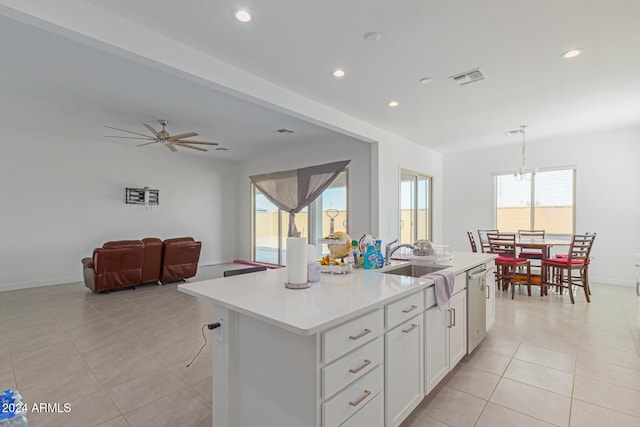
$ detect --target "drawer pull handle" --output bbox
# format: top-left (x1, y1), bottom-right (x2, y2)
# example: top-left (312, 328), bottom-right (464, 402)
top-left (349, 328), bottom-right (371, 340)
top-left (349, 389), bottom-right (371, 407)
top-left (402, 323), bottom-right (418, 334)
top-left (451, 308), bottom-right (456, 327)
top-left (447, 309), bottom-right (453, 328)
top-left (402, 304), bottom-right (418, 313)
top-left (349, 359), bottom-right (372, 374)
top-left (486, 285), bottom-right (490, 299)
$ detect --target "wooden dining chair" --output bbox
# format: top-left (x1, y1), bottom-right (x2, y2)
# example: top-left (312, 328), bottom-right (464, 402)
top-left (488, 232), bottom-right (531, 299)
top-left (541, 234), bottom-right (596, 304)
top-left (466, 231), bottom-right (478, 253)
top-left (477, 229), bottom-right (498, 253)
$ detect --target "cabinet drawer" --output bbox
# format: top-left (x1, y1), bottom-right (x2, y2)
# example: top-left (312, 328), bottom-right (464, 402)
top-left (340, 391), bottom-right (383, 427)
top-left (385, 291), bottom-right (424, 329)
top-left (323, 337), bottom-right (383, 399)
top-left (323, 365), bottom-right (383, 427)
top-left (323, 309), bottom-right (384, 363)
top-left (453, 272), bottom-right (466, 295)
top-left (425, 273), bottom-right (466, 310)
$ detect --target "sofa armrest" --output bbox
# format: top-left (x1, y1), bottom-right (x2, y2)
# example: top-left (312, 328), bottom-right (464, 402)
top-left (81, 257), bottom-right (94, 269)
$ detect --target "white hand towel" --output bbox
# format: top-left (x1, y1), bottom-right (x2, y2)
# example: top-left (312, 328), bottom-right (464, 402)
top-left (423, 271), bottom-right (455, 309)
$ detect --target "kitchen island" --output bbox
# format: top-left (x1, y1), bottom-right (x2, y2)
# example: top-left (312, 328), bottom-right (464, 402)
top-left (179, 251), bottom-right (495, 427)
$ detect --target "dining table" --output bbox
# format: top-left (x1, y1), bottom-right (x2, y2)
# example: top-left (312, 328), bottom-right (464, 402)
top-left (515, 236), bottom-right (572, 260)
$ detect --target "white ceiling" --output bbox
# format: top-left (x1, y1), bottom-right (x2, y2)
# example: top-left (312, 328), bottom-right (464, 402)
top-left (2, 0), bottom-right (640, 157)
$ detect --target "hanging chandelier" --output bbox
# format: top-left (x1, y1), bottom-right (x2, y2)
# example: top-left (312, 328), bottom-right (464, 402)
top-left (506, 124), bottom-right (538, 181)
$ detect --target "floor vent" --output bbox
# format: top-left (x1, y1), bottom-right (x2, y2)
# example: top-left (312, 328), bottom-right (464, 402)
top-left (450, 68), bottom-right (486, 86)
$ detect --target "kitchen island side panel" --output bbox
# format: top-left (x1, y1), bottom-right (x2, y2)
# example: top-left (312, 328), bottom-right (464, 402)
top-left (238, 312), bottom-right (320, 427)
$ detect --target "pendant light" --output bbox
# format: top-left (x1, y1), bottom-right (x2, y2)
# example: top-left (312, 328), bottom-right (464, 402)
top-left (509, 125), bottom-right (538, 181)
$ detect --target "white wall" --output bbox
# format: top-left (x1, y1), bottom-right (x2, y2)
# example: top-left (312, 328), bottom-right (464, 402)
top-left (443, 125), bottom-right (640, 286)
top-left (375, 138), bottom-right (444, 246)
top-left (0, 128), bottom-right (238, 291)
top-left (236, 138), bottom-right (372, 260)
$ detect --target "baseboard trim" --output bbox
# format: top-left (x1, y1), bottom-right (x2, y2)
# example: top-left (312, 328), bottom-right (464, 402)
top-left (590, 276), bottom-right (634, 287)
top-left (0, 275), bottom-right (82, 292)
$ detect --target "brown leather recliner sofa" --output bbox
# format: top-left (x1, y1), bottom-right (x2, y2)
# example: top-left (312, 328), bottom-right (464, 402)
top-left (82, 237), bottom-right (201, 292)
top-left (160, 237), bottom-right (202, 282)
top-left (82, 240), bottom-right (146, 293)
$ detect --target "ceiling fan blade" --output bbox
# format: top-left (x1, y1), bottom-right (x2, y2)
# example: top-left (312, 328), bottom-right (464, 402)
top-left (174, 142), bottom-right (208, 152)
top-left (168, 132), bottom-right (198, 140)
top-left (174, 140), bottom-right (219, 146)
top-left (144, 123), bottom-right (160, 137)
top-left (136, 141), bottom-right (157, 147)
top-left (104, 126), bottom-right (153, 139)
top-left (166, 143), bottom-right (177, 152)
top-left (105, 135), bottom-right (156, 140)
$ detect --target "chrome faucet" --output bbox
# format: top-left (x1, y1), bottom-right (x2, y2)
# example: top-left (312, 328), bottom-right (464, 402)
top-left (385, 240), bottom-right (419, 265)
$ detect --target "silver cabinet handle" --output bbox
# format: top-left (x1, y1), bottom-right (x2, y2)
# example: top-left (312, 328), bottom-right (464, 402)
top-left (486, 285), bottom-right (490, 299)
top-left (447, 309), bottom-right (453, 328)
top-left (402, 323), bottom-right (418, 334)
top-left (349, 390), bottom-right (371, 407)
top-left (349, 359), bottom-right (371, 374)
top-left (349, 329), bottom-right (371, 340)
top-left (402, 305), bottom-right (418, 313)
top-left (451, 308), bottom-right (456, 327)
top-left (637, 282), bottom-right (640, 297)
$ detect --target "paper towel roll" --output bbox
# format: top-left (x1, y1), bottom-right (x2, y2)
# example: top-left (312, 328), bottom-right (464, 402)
top-left (286, 237), bottom-right (308, 285)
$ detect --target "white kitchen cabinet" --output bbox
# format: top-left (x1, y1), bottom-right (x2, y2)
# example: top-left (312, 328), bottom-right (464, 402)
top-left (425, 302), bottom-right (448, 394)
top-left (424, 272), bottom-right (467, 394)
top-left (486, 262), bottom-right (496, 331)
top-left (385, 313), bottom-right (424, 427)
top-left (448, 289), bottom-right (467, 367)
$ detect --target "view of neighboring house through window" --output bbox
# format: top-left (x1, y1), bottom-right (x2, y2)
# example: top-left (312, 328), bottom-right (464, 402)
top-left (495, 167), bottom-right (575, 234)
top-left (400, 170), bottom-right (432, 244)
top-left (252, 170), bottom-right (348, 265)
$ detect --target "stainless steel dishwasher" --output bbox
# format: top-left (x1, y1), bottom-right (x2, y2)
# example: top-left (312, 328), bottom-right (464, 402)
top-left (467, 264), bottom-right (488, 353)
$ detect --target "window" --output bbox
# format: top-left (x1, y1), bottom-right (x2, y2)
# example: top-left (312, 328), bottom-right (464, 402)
top-left (400, 170), bottom-right (432, 244)
top-left (252, 170), bottom-right (348, 265)
top-left (495, 168), bottom-right (575, 234)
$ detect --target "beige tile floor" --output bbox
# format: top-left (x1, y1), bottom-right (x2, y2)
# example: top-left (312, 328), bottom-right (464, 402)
top-left (1, 267), bottom-right (639, 426)
top-left (402, 283), bottom-right (640, 427)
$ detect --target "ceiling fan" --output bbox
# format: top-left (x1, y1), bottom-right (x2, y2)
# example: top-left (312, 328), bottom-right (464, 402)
top-left (105, 119), bottom-right (219, 152)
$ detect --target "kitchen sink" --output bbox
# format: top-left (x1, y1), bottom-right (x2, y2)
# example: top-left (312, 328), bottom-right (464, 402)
top-left (381, 263), bottom-right (449, 278)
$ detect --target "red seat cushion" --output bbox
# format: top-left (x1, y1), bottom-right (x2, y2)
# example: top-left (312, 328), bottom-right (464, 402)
top-left (495, 256), bottom-right (529, 264)
top-left (544, 258), bottom-right (585, 266)
top-left (555, 253), bottom-right (568, 258)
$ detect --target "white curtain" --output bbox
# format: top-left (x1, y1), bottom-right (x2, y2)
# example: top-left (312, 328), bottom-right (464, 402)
top-left (250, 160), bottom-right (350, 237)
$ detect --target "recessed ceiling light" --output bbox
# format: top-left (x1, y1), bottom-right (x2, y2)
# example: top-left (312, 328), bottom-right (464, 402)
top-left (332, 69), bottom-right (345, 78)
top-left (387, 100), bottom-right (399, 108)
top-left (233, 9), bottom-right (252, 22)
top-left (364, 32), bottom-right (381, 42)
top-left (561, 48), bottom-right (582, 59)
top-left (420, 77), bottom-right (433, 85)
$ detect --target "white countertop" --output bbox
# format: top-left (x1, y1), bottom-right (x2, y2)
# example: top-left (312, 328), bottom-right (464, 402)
top-left (179, 251), bottom-right (495, 336)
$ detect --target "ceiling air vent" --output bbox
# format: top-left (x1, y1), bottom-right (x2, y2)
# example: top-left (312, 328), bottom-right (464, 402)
top-left (274, 128), bottom-right (294, 134)
top-left (449, 68), bottom-right (486, 86)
